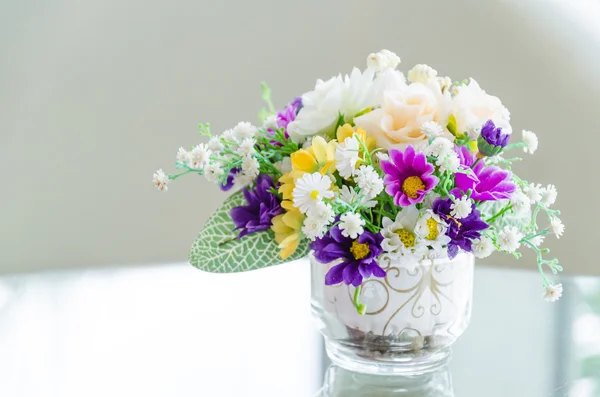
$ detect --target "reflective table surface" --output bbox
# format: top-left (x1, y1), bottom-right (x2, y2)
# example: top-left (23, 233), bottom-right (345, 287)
top-left (0, 261), bottom-right (598, 397)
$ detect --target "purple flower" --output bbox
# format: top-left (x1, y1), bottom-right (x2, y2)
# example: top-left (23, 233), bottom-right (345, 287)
top-left (455, 145), bottom-right (476, 168)
top-left (230, 175), bottom-right (283, 238)
top-left (452, 161), bottom-right (516, 201)
top-left (477, 120), bottom-right (510, 157)
top-left (311, 226), bottom-right (385, 287)
top-left (268, 98), bottom-right (302, 144)
top-left (433, 197), bottom-right (489, 259)
top-left (220, 168), bottom-right (240, 191)
top-left (380, 146), bottom-right (439, 207)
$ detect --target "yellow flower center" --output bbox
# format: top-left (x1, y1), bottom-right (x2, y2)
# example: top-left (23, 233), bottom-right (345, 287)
top-left (425, 218), bottom-right (439, 240)
top-left (402, 176), bottom-right (426, 199)
top-left (350, 240), bottom-right (370, 260)
top-left (396, 229), bottom-right (415, 248)
top-left (310, 190), bottom-right (320, 200)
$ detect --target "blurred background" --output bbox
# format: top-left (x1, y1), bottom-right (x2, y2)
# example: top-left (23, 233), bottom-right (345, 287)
top-left (1, 0), bottom-right (600, 396)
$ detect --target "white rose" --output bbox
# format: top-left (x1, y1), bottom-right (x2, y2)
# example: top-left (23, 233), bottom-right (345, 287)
top-left (354, 81), bottom-right (452, 150)
top-left (451, 78), bottom-right (512, 136)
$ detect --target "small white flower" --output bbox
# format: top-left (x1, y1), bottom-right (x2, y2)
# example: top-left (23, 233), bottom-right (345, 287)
top-left (274, 157), bottom-right (292, 175)
top-left (237, 138), bottom-right (256, 157)
top-left (335, 136), bottom-right (361, 179)
top-left (339, 185), bottom-right (377, 208)
top-left (188, 144), bottom-right (212, 169)
top-left (232, 122), bottom-right (258, 140)
top-left (450, 196), bottom-right (472, 219)
top-left (472, 237), bottom-right (495, 259)
top-left (522, 130), bottom-right (538, 154)
top-left (407, 64), bottom-right (438, 84)
top-left (241, 156), bottom-right (260, 179)
top-left (339, 213), bottom-right (365, 239)
top-left (207, 137), bottom-right (224, 152)
top-left (375, 152), bottom-right (390, 162)
top-left (529, 235), bottom-right (545, 247)
top-left (523, 183), bottom-right (543, 204)
top-left (540, 184), bottom-right (557, 207)
top-left (426, 137), bottom-right (454, 158)
top-left (420, 121), bottom-right (444, 139)
top-left (222, 129), bottom-right (236, 142)
top-left (510, 190), bottom-right (531, 215)
top-left (542, 283), bottom-right (563, 302)
top-left (263, 114), bottom-right (278, 130)
top-left (497, 226), bottom-right (523, 253)
top-left (176, 147), bottom-right (189, 164)
top-left (436, 152), bottom-right (460, 173)
top-left (366, 49), bottom-right (401, 72)
top-left (292, 172), bottom-right (334, 215)
top-left (311, 201), bottom-right (335, 224)
top-left (302, 217), bottom-right (328, 240)
top-left (203, 163), bottom-right (225, 183)
top-left (152, 169), bottom-right (169, 192)
top-left (233, 172), bottom-right (254, 187)
top-left (354, 165), bottom-right (384, 199)
top-left (550, 217), bottom-right (565, 239)
top-left (437, 76), bottom-right (452, 93)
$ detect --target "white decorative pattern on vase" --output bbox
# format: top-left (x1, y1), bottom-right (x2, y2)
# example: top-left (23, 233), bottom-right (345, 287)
top-left (311, 253), bottom-right (474, 375)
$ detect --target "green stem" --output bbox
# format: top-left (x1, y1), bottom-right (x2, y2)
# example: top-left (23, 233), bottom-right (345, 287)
top-left (486, 203), bottom-right (513, 223)
top-left (354, 286), bottom-right (366, 315)
top-left (168, 169), bottom-right (200, 180)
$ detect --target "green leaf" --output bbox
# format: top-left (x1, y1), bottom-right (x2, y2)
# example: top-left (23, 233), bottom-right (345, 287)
top-left (189, 191), bottom-right (309, 273)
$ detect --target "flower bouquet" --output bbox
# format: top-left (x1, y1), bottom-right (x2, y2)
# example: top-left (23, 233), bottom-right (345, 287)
top-left (153, 50), bottom-right (564, 373)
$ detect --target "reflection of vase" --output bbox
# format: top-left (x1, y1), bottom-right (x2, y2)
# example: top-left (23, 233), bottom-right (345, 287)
top-left (311, 253), bottom-right (473, 375)
top-left (314, 364), bottom-right (454, 397)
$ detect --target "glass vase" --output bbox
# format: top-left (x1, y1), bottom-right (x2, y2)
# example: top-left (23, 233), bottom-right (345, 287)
top-left (311, 253), bottom-right (474, 375)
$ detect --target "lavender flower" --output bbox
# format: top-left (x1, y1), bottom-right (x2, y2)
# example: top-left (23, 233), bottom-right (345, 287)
top-left (433, 197), bottom-right (489, 259)
top-left (230, 175), bottom-right (283, 238)
top-left (268, 98), bottom-right (302, 144)
top-left (477, 120), bottom-right (510, 157)
top-left (311, 226), bottom-right (385, 287)
top-left (380, 146), bottom-right (439, 207)
top-left (220, 168), bottom-right (240, 191)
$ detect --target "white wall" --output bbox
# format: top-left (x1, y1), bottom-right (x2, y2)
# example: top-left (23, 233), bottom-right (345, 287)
top-left (1, 0), bottom-right (598, 274)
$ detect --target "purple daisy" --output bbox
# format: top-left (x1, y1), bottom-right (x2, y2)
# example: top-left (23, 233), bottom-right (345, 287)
top-left (477, 120), bottom-right (510, 157)
top-left (433, 197), bottom-right (489, 259)
top-left (380, 145), bottom-right (439, 207)
top-left (311, 226), bottom-right (385, 287)
top-left (452, 160), bottom-right (516, 201)
top-left (230, 175), bottom-right (283, 238)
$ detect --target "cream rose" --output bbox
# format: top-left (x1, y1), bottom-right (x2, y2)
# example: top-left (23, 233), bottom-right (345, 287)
top-left (451, 78), bottom-right (512, 136)
top-left (354, 81), bottom-right (452, 150)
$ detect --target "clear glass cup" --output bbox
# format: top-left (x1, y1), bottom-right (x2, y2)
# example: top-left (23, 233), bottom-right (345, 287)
top-left (311, 253), bottom-right (474, 375)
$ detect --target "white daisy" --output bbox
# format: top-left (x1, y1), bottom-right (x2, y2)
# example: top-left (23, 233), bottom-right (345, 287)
top-left (522, 130), bottom-right (538, 154)
top-left (542, 283), bottom-right (563, 302)
top-left (523, 183), bottom-right (543, 204)
top-left (335, 136), bottom-right (360, 179)
top-left (472, 237), bottom-right (495, 259)
top-left (497, 226), bottom-right (523, 253)
top-left (176, 147), bottom-right (189, 164)
top-left (339, 185), bottom-right (377, 208)
top-left (237, 138), bottom-right (256, 157)
top-left (232, 122), bottom-right (258, 140)
top-left (152, 169), bottom-right (169, 192)
top-left (203, 163), bottom-right (225, 183)
top-left (437, 152), bottom-right (460, 173)
top-left (426, 137), bottom-right (454, 158)
top-left (550, 217), bottom-right (565, 239)
top-left (450, 196), bottom-right (472, 219)
top-left (207, 137), bottom-right (224, 152)
top-left (380, 206), bottom-right (427, 260)
top-left (510, 190), bottom-right (531, 215)
top-left (292, 172), bottom-right (334, 215)
top-left (188, 144), bottom-right (212, 169)
top-left (339, 213), bottom-right (365, 239)
top-left (414, 210), bottom-right (451, 255)
top-left (354, 165), bottom-right (384, 199)
top-left (420, 121), bottom-right (444, 139)
top-left (407, 64), bottom-right (438, 84)
top-left (241, 156), bottom-right (260, 179)
top-left (540, 184), bottom-right (557, 207)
